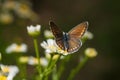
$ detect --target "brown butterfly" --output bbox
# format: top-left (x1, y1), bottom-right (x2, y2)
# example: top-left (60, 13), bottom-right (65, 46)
top-left (49, 21), bottom-right (88, 54)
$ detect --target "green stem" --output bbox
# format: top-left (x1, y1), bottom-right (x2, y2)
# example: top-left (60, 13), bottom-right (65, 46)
top-left (19, 64), bottom-right (27, 80)
top-left (43, 54), bottom-right (54, 80)
top-left (43, 54), bottom-right (61, 78)
top-left (47, 54), bottom-right (54, 68)
top-left (57, 55), bottom-right (71, 79)
top-left (52, 66), bottom-right (58, 80)
top-left (67, 56), bottom-right (89, 80)
top-left (33, 38), bottom-right (42, 79)
top-left (14, 53), bottom-right (26, 80)
top-left (49, 54), bottom-right (61, 70)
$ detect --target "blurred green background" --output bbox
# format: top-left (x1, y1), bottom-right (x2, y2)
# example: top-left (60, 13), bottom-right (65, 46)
top-left (0, 0), bottom-right (120, 80)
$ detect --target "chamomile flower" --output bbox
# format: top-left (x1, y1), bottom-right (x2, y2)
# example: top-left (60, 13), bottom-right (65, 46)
top-left (6, 43), bottom-right (27, 53)
top-left (40, 39), bottom-right (58, 54)
top-left (28, 56), bottom-right (38, 65)
top-left (28, 56), bottom-right (48, 67)
top-left (40, 39), bottom-right (69, 55)
top-left (0, 64), bottom-right (19, 80)
top-left (27, 25), bottom-right (41, 37)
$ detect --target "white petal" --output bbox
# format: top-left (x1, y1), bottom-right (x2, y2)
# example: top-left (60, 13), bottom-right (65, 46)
top-left (36, 25), bottom-right (41, 31)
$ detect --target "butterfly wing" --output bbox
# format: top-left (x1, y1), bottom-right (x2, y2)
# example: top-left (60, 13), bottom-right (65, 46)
top-left (67, 37), bottom-right (82, 53)
top-left (49, 21), bottom-right (63, 39)
top-left (68, 21), bottom-right (88, 38)
top-left (67, 21), bottom-right (88, 53)
top-left (49, 21), bottom-right (65, 50)
top-left (49, 21), bottom-right (88, 53)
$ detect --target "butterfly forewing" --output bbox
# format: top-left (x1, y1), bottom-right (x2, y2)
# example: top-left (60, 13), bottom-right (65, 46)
top-left (49, 21), bottom-right (63, 39)
top-left (68, 21), bottom-right (88, 38)
top-left (49, 21), bottom-right (65, 50)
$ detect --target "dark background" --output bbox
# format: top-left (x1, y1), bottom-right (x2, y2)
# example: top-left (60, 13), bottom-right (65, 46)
top-left (0, 0), bottom-right (120, 80)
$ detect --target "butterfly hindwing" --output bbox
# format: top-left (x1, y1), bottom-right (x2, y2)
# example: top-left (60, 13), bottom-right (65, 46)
top-left (67, 36), bottom-right (82, 53)
top-left (56, 38), bottom-right (65, 50)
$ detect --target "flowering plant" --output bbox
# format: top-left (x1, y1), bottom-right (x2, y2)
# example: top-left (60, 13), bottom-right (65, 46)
top-left (1, 22), bottom-right (97, 80)
top-left (26, 24), bottom-right (97, 80)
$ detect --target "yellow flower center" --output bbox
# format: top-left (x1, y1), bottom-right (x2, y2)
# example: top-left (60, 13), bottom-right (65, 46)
top-left (0, 76), bottom-right (7, 80)
top-left (33, 58), bottom-right (38, 64)
top-left (2, 66), bottom-right (9, 73)
top-left (15, 45), bottom-right (22, 52)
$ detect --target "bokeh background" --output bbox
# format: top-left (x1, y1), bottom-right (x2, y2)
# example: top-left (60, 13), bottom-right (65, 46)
top-left (0, 0), bottom-right (120, 80)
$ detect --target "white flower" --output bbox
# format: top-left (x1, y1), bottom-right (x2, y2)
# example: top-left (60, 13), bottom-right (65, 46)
top-left (0, 64), bottom-right (19, 80)
top-left (28, 56), bottom-right (48, 67)
top-left (27, 25), bottom-right (41, 37)
top-left (28, 56), bottom-right (38, 65)
top-left (40, 39), bottom-right (69, 55)
top-left (85, 48), bottom-right (98, 58)
top-left (40, 39), bottom-right (58, 54)
top-left (6, 43), bottom-right (27, 53)
top-left (82, 31), bottom-right (93, 40)
top-left (44, 30), bottom-right (54, 38)
top-left (7, 66), bottom-right (19, 80)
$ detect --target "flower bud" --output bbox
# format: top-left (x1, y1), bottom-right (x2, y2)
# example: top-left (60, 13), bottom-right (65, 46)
top-left (85, 48), bottom-right (98, 58)
top-left (27, 25), bottom-right (41, 37)
top-left (82, 31), bottom-right (93, 40)
top-left (44, 30), bottom-right (54, 38)
top-left (19, 56), bottom-right (29, 64)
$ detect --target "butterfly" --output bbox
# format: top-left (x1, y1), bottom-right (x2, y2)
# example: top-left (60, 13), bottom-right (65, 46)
top-left (49, 21), bottom-right (88, 54)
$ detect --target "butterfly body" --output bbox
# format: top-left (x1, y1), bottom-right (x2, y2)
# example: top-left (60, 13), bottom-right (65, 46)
top-left (49, 21), bottom-right (88, 54)
top-left (62, 32), bottom-right (69, 51)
